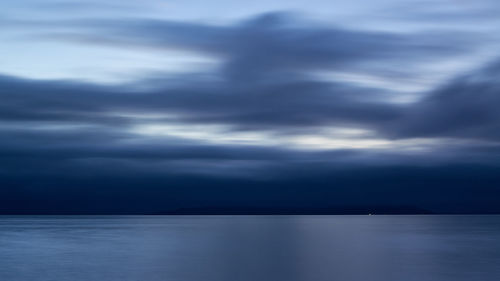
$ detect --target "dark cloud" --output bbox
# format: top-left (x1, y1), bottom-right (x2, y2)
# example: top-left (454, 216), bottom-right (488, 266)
top-left (47, 12), bottom-right (476, 76)
top-left (390, 59), bottom-right (500, 140)
top-left (1, 160), bottom-right (500, 214)
top-left (8, 12), bottom-right (482, 133)
top-left (0, 72), bottom-right (401, 132)
top-left (1, 13), bottom-right (500, 213)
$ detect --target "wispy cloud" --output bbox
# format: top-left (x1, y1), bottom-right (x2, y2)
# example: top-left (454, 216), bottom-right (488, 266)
top-left (1, 2), bottom-right (500, 213)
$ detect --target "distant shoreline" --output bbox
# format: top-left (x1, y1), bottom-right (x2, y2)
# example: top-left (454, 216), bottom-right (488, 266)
top-left (5, 205), bottom-right (500, 215)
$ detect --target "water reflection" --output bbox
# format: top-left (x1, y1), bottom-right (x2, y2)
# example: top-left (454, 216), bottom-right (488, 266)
top-left (1, 215), bottom-right (500, 281)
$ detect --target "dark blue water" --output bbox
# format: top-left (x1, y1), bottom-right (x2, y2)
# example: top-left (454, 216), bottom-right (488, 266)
top-left (1, 215), bottom-right (499, 281)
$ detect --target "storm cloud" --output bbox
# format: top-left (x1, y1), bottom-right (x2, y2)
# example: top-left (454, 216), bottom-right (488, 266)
top-left (1, 5), bottom-right (500, 213)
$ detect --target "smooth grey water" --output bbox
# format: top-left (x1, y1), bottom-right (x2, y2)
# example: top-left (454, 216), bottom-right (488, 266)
top-left (1, 216), bottom-right (500, 281)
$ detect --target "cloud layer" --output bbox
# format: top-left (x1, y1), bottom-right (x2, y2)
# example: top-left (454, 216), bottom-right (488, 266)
top-left (1, 9), bottom-right (500, 213)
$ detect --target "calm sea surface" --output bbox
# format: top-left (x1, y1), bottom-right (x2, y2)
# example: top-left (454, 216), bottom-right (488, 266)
top-left (1, 215), bottom-right (499, 281)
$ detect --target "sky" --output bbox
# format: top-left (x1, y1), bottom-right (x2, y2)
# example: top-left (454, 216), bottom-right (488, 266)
top-left (1, 0), bottom-right (500, 214)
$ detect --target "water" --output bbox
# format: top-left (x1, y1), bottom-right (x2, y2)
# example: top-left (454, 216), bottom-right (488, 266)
top-left (1, 215), bottom-right (499, 281)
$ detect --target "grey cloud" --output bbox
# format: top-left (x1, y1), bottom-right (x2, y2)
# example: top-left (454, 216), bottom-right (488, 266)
top-left (1, 12), bottom-right (498, 143)
top-left (48, 13), bottom-right (475, 78)
top-left (1, 12), bottom-right (499, 185)
top-left (1, 13), bottom-right (499, 148)
top-left (2, 5), bottom-right (500, 214)
top-left (390, 59), bottom-right (500, 140)
top-left (0, 71), bottom-right (402, 132)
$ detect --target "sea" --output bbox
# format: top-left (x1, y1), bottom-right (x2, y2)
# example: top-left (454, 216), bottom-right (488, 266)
top-left (1, 215), bottom-right (499, 281)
